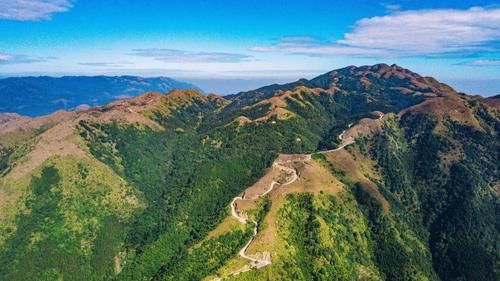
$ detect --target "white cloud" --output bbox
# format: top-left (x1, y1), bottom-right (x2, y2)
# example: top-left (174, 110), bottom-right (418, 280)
top-left (0, 53), bottom-right (12, 61)
top-left (129, 48), bottom-right (252, 63)
top-left (251, 7), bottom-right (500, 57)
top-left (340, 7), bottom-right (500, 55)
top-left (0, 0), bottom-right (73, 21)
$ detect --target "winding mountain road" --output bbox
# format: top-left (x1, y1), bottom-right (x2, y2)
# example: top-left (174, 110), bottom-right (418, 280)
top-left (220, 138), bottom-right (351, 280)
top-left (215, 114), bottom-right (384, 280)
top-left (217, 161), bottom-right (298, 280)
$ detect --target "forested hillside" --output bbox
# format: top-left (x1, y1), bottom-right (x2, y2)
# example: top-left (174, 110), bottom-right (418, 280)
top-left (0, 64), bottom-right (497, 281)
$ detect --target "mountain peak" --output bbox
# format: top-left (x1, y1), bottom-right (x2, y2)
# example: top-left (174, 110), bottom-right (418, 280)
top-left (325, 63), bottom-right (420, 80)
top-left (166, 89), bottom-right (207, 101)
top-left (307, 63), bottom-right (456, 96)
top-left (105, 91), bottom-right (164, 109)
top-left (207, 93), bottom-right (230, 106)
top-left (225, 63), bottom-right (463, 118)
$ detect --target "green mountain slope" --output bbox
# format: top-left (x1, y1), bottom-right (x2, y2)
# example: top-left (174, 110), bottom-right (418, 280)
top-left (0, 64), bottom-right (497, 281)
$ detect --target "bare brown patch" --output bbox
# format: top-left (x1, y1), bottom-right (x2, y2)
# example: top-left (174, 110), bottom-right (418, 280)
top-left (208, 93), bottom-right (231, 107)
top-left (481, 96), bottom-right (500, 109)
top-left (324, 149), bottom-right (390, 212)
top-left (166, 89), bottom-right (208, 103)
top-left (234, 199), bottom-right (258, 214)
top-left (4, 117), bottom-right (88, 181)
top-left (251, 86), bottom-right (325, 122)
top-left (233, 116), bottom-right (252, 126)
top-left (400, 96), bottom-right (483, 132)
top-left (0, 110), bottom-right (74, 136)
top-left (254, 106), bottom-right (295, 122)
top-left (275, 153), bottom-right (311, 163)
top-left (0, 113), bottom-right (30, 126)
top-left (344, 115), bottom-right (383, 141)
top-left (114, 252), bottom-right (124, 274)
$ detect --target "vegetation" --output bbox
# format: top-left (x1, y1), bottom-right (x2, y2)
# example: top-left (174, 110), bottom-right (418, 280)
top-left (0, 65), bottom-right (497, 280)
top-left (0, 157), bottom-right (137, 281)
top-left (228, 192), bottom-right (383, 281)
top-left (0, 130), bottom-right (41, 176)
top-left (161, 228), bottom-right (252, 281)
top-left (368, 104), bottom-right (499, 281)
top-left (79, 97), bottom-right (326, 280)
top-left (354, 183), bottom-right (438, 281)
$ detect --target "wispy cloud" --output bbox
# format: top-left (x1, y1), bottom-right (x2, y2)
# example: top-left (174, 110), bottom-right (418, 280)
top-left (251, 7), bottom-right (500, 57)
top-left (220, 68), bottom-right (325, 78)
top-left (78, 62), bottom-right (133, 67)
top-left (113, 94), bottom-right (133, 100)
top-left (250, 37), bottom-right (387, 57)
top-left (129, 48), bottom-right (252, 63)
top-left (460, 59), bottom-right (500, 66)
top-left (0, 52), bottom-right (56, 64)
top-left (381, 3), bottom-right (402, 13)
top-left (0, 0), bottom-right (73, 21)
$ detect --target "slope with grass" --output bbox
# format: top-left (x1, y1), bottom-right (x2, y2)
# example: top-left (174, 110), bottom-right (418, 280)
top-left (0, 64), bottom-right (497, 281)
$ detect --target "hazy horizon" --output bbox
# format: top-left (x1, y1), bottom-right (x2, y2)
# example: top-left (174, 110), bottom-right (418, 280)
top-left (1, 69), bottom-right (499, 97)
top-left (1, 0), bottom-right (499, 97)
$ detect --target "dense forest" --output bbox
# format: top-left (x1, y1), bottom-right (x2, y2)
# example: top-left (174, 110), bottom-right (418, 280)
top-left (368, 104), bottom-right (498, 280)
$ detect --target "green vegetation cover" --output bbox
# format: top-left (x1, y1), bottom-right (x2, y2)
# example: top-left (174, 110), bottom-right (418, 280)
top-left (0, 64), bottom-right (497, 281)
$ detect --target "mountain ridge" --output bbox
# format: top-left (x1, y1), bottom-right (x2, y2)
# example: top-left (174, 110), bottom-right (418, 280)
top-left (0, 75), bottom-right (203, 117)
top-left (0, 64), bottom-right (498, 281)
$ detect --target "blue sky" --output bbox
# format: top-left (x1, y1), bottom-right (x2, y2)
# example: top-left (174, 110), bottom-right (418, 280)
top-left (0, 0), bottom-right (499, 96)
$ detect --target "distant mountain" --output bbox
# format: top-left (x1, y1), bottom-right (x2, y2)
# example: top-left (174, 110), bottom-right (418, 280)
top-left (0, 64), bottom-right (498, 281)
top-left (0, 76), bottom-right (202, 116)
top-left (226, 63), bottom-right (452, 108)
top-left (482, 94), bottom-right (500, 108)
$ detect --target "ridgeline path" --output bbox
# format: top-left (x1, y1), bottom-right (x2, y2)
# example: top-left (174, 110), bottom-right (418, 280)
top-left (213, 113), bottom-right (384, 280)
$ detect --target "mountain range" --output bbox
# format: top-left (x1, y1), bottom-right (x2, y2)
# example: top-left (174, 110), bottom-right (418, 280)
top-left (0, 64), bottom-right (498, 281)
top-left (0, 76), bottom-right (201, 117)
